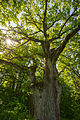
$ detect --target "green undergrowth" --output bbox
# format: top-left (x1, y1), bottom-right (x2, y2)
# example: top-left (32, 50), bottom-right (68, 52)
top-left (0, 86), bottom-right (34, 120)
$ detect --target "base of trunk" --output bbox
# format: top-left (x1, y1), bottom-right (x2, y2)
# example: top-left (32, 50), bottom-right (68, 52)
top-left (30, 80), bottom-right (61, 120)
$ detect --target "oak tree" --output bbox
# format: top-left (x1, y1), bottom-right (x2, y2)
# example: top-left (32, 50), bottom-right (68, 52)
top-left (0, 0), bottom-right (80, 120)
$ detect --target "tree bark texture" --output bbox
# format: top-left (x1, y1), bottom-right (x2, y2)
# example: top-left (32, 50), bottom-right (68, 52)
top-left (30, 58), bottom-right (61, 120)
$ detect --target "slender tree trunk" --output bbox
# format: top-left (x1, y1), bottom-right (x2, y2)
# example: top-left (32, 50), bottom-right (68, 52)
top-left (30, 57), bottom-right (61, 120)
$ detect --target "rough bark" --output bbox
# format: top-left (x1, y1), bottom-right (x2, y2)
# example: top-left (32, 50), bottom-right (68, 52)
top-left (30, 57), bottom-right (61, 120)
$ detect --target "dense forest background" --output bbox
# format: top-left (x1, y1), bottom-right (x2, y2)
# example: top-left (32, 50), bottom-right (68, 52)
top-left (0, 0), bottom-right (80, 120)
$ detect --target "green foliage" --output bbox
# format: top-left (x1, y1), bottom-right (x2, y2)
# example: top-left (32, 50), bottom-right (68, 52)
top-left (61, 118), bottom-right (70, 120)
top-left (57, 34), bottom-right (80, 120)
top-left (0, 86), bottom-right (34, 120)
top-left (0, 0), bottom-right (80, 119)
top-left (60, 77), bottom-right (80, 120)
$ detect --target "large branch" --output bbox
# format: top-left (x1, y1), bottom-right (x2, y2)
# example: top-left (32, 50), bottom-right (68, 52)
top-left (47, 19), bottom-right (59, 30)
top-left (0, 28), bottom-right (43, 43)
top-left (30, 20), bottom-right (43, 33)
top-left (43, 0), bottom-right (48, 24)
top-left (49, 31), bottom-right (67, 43)
top-left (28, 30), bottom-right (40, 36)
top-left (24, 36), bottom-right (43, 43)
top-left (59, 8), bottom-right (77, 34)
top-left (49, 26), bottom-right (75, 43)
top-left (43, 0), bottom-right (48, 37)
top-left (0, 59), bottom-right (27, 72)
top-left (26, 16), bottom-right (43, 33)
top-left (55, 25), bottom-right (80, 60)
top-left (0, 47), bottom-right (24, 61)
top-left (49, 36), bottom-right (61, 42)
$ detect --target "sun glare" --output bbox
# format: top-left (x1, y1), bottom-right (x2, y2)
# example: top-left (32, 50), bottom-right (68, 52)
top-left (6, 39), bottom-right (12, 45)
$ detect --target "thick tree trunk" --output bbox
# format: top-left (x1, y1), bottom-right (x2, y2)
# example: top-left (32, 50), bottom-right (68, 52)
top-left (30, 58), bottom-right (61, 120)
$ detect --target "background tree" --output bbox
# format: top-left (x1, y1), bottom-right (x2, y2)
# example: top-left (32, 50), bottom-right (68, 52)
top-left (0, 0), bottom-right (80, 120)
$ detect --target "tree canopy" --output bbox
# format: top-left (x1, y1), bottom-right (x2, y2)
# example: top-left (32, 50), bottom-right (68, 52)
top-left (0, 0), bottom-right (80, 120)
